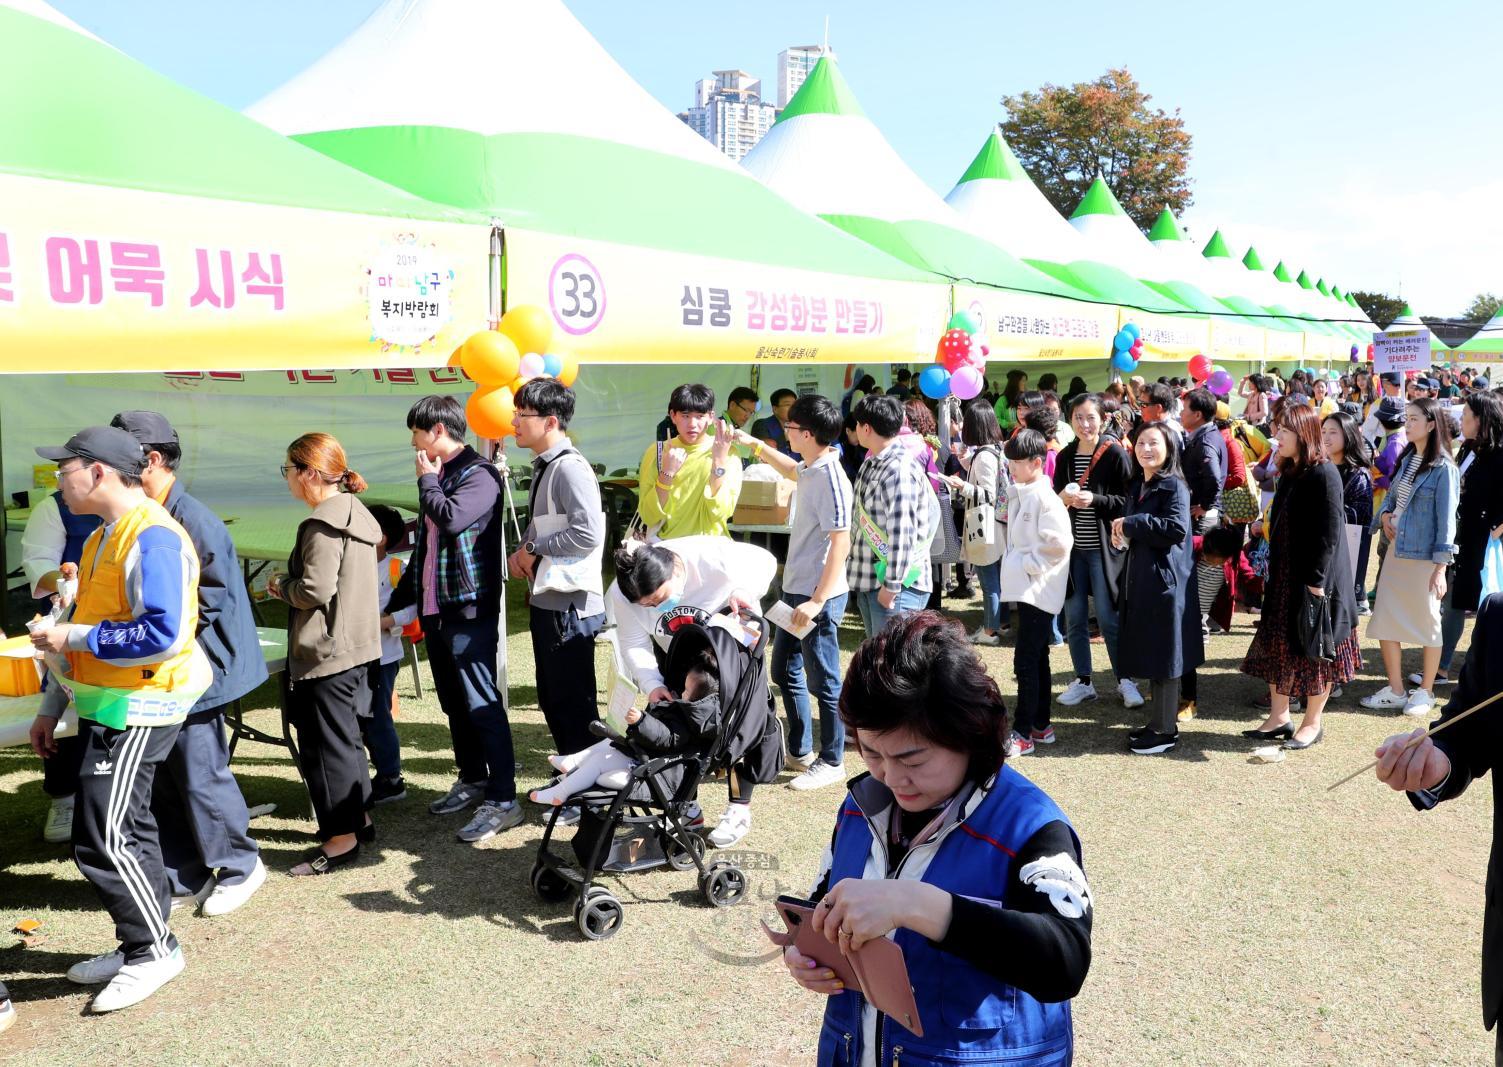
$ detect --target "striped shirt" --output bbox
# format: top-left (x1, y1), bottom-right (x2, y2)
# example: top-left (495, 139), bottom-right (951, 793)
top-left (1391, 453), bottom-right (1420, 515)
top-left (1068, 452), bottom-right (1102, 551)
top-left (783, 450), bottom-right (854, 598)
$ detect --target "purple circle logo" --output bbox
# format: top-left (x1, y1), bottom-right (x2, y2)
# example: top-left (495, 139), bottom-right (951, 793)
top-left (549, 253), bottom-right (606, 336)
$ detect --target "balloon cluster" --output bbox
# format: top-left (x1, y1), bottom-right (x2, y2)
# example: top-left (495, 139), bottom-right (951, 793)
top-left (452, 305), bottom-right (580, 439)
top-left (1350, 343), bottom-right (1360, 363)
top-left (1187, 353), bottom-right (1234, 396)
top-left (920, 310), bottom-right (989, 401)
top-left (1111, 323), bottom-right (1143, 372)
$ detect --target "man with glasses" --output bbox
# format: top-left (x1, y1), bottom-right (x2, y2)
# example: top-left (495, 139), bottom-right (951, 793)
top-left (27, 426), bottom-right (210, 1012)
top-left (637, 383), bottom-right (741, 539)
top-left (724, 386), bottom-right (760, 430)
top-left (507, 379), bottom-right (606, 823)
top-left (733, 394), bottom-right (852, 790)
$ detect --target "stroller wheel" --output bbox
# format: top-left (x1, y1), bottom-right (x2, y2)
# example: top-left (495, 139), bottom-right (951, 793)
top-left (700, 862), bottom-right (748, 908)
top-left (574, 891), bottom-right (624, 941)
top-left (530, 862), bottom-right (572, 904)
top-left (662, 830), bottom-right (706, 871)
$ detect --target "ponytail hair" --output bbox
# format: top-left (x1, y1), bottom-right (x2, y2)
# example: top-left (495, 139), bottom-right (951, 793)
top-left (286, 432), bottom-right (365, 493)
top-left (612, 541), bottom-right (677, 603)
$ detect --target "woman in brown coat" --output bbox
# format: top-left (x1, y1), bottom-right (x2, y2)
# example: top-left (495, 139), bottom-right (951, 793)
top-left (268, 433), bottom-right (382, 875)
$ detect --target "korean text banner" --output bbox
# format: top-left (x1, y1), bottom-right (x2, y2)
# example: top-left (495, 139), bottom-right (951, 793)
top-left (0, 175), bottom-right (491, 373)
top-left (502, 227), bottom-right (951, 364)
top-left (1119, 308), bottom-right (1211, 361)
top-left (952, 284), bottom-right (1118, 363)
top-left (1208, 317), bottom-right (1267, 363)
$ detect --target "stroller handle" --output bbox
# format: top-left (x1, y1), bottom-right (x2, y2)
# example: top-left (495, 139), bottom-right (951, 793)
top-left (589, 718), bottom-right (628, 743)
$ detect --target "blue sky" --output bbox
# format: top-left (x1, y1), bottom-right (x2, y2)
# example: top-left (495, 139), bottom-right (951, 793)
top-left (54, 0), bottom-right (1502, 317)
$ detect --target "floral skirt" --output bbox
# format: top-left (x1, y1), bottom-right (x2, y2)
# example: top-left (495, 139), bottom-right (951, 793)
top-left (1241, 559), bottom-right (1362, 696)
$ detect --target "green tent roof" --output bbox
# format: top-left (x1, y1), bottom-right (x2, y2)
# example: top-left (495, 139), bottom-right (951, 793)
top-left (1296, 270), bottom-right (1315, 290)
top-left (777, 55), bottom-right (864, 122)
top-left (957, 129), bottom-right (1031, 185)
top-left (1242, 247), bottom-right (1266, 272)
top-left (1147, 208), bottom-right (1187, 242)
top-left (1202, 230), bottom-right (1234, 259)
top-left (0, 6), bottom-right (477, 222)
top-left (1070, 176), bottom-right (1131, 220)
top-left (1316, 278), bottom-right (1331, 296)
top-left (1272, 261), bottom-right (1293, 283)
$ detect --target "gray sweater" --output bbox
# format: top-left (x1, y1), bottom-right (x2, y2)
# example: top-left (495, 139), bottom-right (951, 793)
top-left (523, 441), bottom-right (606, 617)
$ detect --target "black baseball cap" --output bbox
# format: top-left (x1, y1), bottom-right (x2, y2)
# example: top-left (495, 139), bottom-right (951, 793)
top-left (1379, 371), bottom-right (1403, 387)
top-left (110, 410), bottom-right (178, 448)
top-left (36, 426), bottom-right (147, 475)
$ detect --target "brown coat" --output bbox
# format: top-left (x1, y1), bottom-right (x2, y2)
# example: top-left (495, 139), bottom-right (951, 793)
top-left (280, 493), bottom-right (382, 682)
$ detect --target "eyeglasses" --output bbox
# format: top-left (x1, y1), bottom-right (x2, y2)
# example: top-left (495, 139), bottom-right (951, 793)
top-left (513, 412), bottom-right (548, 422)
top-left (279, 463), bottom-right (299, 478)
top-left (783, 423), bottom-right (805, 434)
top-left (56, 463), bottom-right (89, 481)
top-left (731, 402), bottom-right (757, 417)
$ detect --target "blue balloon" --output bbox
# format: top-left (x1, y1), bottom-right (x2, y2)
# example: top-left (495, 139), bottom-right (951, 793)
top-left (1122, 322), bottom-right (1142, 341)
top-left (1113, 329), bottom-right (1134, 352)
top-left (541, 353), bottom-right (564, 377)
top-left (918, 365), bottom-right (952, 399)
top-left (1112, 350), bottom-right (1138, 372)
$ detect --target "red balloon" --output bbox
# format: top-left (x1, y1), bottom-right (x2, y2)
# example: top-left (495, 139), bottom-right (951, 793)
top-left (1367, 344), bottom-right (1375, 359)
top-left (1188, 353), bottom-right (1212, 381)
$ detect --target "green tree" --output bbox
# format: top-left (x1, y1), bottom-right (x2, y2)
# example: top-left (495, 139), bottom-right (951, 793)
top-left (1463, 291), bottom-right (1501, 324)
top-left (1000, 68), bottom-right (1192, 232)
top-left (1350, 290), bottom-right (1406, 330)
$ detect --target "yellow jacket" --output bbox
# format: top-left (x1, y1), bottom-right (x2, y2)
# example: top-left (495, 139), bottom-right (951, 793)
top-left (636, 435), bottom-right (742, 539)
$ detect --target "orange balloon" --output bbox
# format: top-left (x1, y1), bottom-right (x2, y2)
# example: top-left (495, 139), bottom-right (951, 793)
top-left (556, 354), bottom-right (580, 388)
top-left (447, 344), bottom-right (464, 369)
top-left (460, 331), bottom-right (520, 387)
top-left (497, 304), bottom-right (553, 361)
top-left (466, 385), bottom-right (515, 439)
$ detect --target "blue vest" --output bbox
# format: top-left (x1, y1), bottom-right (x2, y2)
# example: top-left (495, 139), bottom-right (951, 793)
top-left (817, 767), bottom-right (1078, 1067)
top-left (34, 492), bottom-right (102, 608)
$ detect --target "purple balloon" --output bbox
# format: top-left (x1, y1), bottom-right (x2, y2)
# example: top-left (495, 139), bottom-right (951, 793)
top-left (1207, 370), bottom-right (1234, 395)
top-left (951, 365), bottom-right (984, 400)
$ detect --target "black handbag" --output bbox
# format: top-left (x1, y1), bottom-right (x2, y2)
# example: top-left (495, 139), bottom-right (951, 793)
top-left (1293, 588), bottom-right (1337, 662)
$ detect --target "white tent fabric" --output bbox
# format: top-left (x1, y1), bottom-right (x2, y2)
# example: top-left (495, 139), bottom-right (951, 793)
top-left (944, 158), bottom-right (1092, 263)
top-left (742, 112), bottom-right (959, 227)
top-left (247, 0), bottom-right (737, 172)
top-left (1068, 206), bottom-right (1165, 279)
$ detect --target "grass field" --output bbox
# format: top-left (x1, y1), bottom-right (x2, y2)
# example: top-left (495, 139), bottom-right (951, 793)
top-left (0, 585), bottom-right (1494, 1066)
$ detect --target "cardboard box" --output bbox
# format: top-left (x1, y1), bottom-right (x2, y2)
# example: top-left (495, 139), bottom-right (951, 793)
top-left (738, 478), bottom-right (794, 509)
top-left (733, 503), bottom-right (792, 526)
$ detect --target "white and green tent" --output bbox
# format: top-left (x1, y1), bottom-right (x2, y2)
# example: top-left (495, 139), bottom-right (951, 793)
top-left (1456, 305), bottom-right (1503, 357)
top-left (248, 0), bottom-right (950, 367)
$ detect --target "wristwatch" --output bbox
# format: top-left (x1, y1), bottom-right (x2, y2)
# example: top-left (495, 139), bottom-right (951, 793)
top-left (523, 540), bottom-right (536, 555)
top-left (713, 466), bottom-right (727, 478)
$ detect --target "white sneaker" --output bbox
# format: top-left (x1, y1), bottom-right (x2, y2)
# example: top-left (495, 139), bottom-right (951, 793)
top-left (170, 881), bottom-right (213, 914)
top-left (0, 994), bottom-right (14, 1034)
top-left (789, 759), bottom-right (846, 792)
top-left (201, 857), bottom-right (266, 917)
top-left (1004, 732), bottom-right (1035, 758)
top-left (42, 794), bottom-right (74, 844)
top-left (66, 950), bottom-right (126, 986)
top-left (90, 947), bottom-right (184, 1013)
top-left (1403, 688), bottom-right (1436, 717)
top-left (969, 627), bottom-right (1002, 647)
top-left (1118, 679), bottom-right (1145, 709)
top-left (785, 749), bottom-right (816, 773)
top-left (1408, 672), bottom-right (1454, 688)
top-left (1057, 679), bottom-right (1098, 707)
top-left (1360, 685), bottom-right (1409, 710)
top-left (708, 804), bottom-right (752, 848)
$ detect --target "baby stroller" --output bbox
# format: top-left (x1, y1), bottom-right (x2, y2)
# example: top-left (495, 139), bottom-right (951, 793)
top-left (529, 609), bottom-right (784, 941)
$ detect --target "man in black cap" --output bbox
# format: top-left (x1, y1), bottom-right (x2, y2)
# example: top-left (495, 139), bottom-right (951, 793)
top-left (1362, 371), bottom-right (1405, 440)
top-left (27, 425), bottom-right (209, 1012)
top-left (110, 411), bottom-right (267, 919)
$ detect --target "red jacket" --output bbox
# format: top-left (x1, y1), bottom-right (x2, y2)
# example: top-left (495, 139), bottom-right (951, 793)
top-left (1220, 427), bottom-right (1248, 491)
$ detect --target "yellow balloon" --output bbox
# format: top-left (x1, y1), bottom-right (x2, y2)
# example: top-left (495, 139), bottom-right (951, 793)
top-left (497, 304), bottom-right (553, 361)
top-left (447, 344), bottom-right (464, 369)
top-left (556, 353), bottom-right (580, 388)
top-left (466, 385), bottom-right (515, 439)
top-left (460, 331), bottom-right (520, 387)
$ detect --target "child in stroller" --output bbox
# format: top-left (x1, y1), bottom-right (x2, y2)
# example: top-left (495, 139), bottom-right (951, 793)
top-left (530, 648), bottom-right (720, 807)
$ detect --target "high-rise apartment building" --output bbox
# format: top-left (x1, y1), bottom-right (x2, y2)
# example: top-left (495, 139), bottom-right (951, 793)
top-left (680, 69), bottom-right (779, 162)
top-left (776, 44), bottom-right (834, 108)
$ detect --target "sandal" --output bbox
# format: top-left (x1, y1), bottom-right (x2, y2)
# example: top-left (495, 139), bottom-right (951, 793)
top-left (289, 844), bottom-right (361, 877)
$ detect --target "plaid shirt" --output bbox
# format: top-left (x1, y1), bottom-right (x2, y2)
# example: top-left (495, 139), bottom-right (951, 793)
top-left (847, 439), bottom-right (935, 594)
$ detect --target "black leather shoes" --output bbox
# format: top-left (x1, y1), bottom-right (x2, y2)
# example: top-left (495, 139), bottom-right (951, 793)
top-left (1283, 727), bottom-right (1324, 750)
top-left (1241, 723), bottom-right (1294, 741)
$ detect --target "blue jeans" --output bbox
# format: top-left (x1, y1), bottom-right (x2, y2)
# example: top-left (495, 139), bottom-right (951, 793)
top-left (856, 585), bottom-right (929, 639)
top-left (426, 616), bottom-right (515, 804)
top-left (362, 659), bottom-right (403, 779)
top-left (976, 560), bottom-right (1003, 631)
top-left (1439, 585), bottom-right (1465, 673)
top-left (1064, 549), bottom-right (1121, 682)
top-left (772, 591), bottom-right (848, 766)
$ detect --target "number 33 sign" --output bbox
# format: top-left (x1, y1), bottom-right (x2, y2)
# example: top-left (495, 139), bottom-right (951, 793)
top-left (549, 253), bottom-right (605, 336)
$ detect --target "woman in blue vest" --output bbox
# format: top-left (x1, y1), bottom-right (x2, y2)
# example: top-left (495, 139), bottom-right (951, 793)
top-left (783, 611), bottom-right (1091, 1066)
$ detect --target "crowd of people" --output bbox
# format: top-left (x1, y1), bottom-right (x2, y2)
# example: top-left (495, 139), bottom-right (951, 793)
top-left (10, 360), bottom-right (1502, 1061)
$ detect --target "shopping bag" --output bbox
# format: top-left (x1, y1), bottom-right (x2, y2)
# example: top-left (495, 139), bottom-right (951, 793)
top-left (1480, 536), bottom-right (1503, 603)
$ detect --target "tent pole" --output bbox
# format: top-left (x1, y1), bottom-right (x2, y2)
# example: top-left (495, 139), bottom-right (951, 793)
top-left (487, 221), bottom-right (510, 725)
top-left (0, 395), bottom-right (9, 632)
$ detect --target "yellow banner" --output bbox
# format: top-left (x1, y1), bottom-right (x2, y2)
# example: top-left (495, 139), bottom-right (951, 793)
top-left (1264, 326), bottom-right (1307, 362)
top-left (952, 285), bottom-right (1119, 363)
top-left (0, 174), bottom-right (491, 373)
top-left (1208, 316), bottom-right (1266, 362)
top-left (1121, 309), bottom-right (1211, 360)
top-left (503, 226), bottom-right (951, 364)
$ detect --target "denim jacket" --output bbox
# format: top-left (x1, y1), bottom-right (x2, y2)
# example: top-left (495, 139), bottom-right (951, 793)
top-left (1373, 454), bottom-right (1458, 564)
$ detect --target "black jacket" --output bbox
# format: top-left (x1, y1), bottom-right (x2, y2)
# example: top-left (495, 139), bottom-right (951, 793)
top-left (1181, 422), bottom-right (1227, 514)
top-left (1052, 435), bottom-right (1131, 604)
top-left (164, 481), bottom-right (268, 718)
top-left (1452, 446), bottom-right (1503, 612)
top-left (387, 446), bottom-right (503, 624)
top-left (629, 693), bottom-right (721, 756)
top-left (1268, 462), bottom-right (1359, 645)
top-left (1412, 594), bottom-right (1503, 1030)
top-left (1116, 473), bottom-right (1203, 680)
